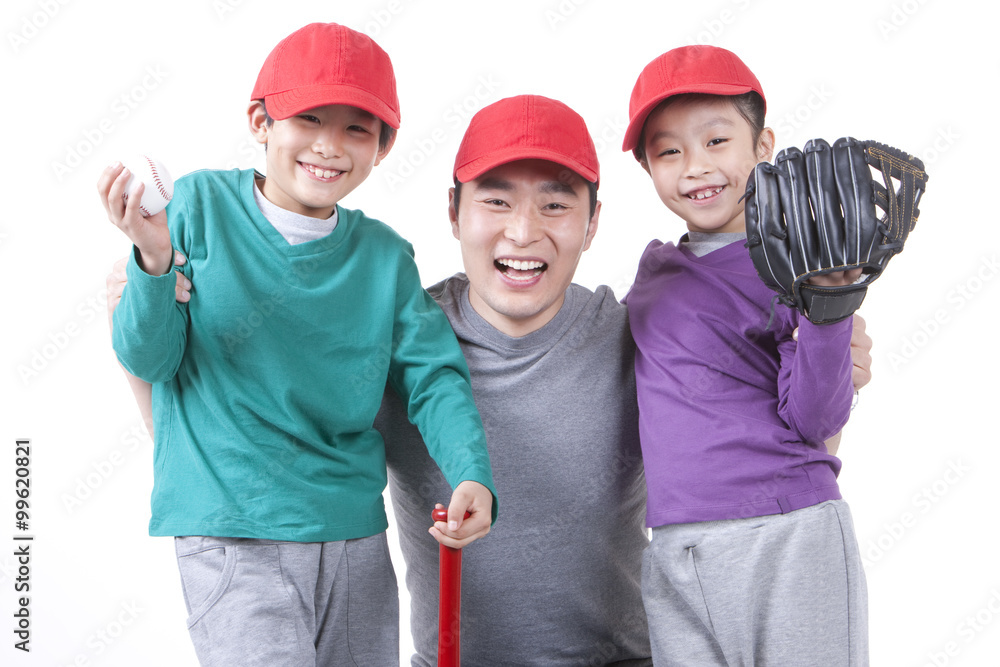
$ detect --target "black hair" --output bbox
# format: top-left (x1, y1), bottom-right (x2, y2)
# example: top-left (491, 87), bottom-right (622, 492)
top-left (452, 175), bottom-right (599, 219)
top-left (633, 91), bottom-right (766, 163)
top-left (259, 101), bottom-right (396, 152)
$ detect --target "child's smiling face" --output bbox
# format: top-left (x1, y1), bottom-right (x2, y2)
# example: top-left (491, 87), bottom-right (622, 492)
top-left (641, 95), bottom-right (773, 235)
top-left (250, 102), bottom-right (393, 219)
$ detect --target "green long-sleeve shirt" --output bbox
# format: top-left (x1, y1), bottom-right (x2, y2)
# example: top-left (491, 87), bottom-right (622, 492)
top-left (112, 168), bottom-right (496, 541)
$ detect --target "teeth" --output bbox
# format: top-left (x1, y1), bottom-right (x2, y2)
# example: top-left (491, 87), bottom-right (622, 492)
top-left (689, 186), bottom-right (723, 200)
top-left (305, 164), bottom-right (342, 179)
top-left (497, 258), bottom-right (545, 271)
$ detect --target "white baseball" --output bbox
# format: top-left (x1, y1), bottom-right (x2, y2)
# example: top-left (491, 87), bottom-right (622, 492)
top-left (123, 155), bottom-right (173, 217)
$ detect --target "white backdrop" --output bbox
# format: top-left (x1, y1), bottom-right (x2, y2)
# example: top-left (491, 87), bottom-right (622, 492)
top-left (2, 1), bottom-right (996, 665)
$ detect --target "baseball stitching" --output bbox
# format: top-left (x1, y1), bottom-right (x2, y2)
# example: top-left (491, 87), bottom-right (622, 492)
top-left (144, 155), bottom-right (172, 203)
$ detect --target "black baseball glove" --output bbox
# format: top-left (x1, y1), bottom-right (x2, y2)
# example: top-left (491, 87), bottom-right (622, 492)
top-left (744, 137), bottom-right (928, 325)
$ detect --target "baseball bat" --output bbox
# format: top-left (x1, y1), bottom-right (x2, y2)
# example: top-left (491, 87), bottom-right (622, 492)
top-left (432, 507), bottom-right (471, 667)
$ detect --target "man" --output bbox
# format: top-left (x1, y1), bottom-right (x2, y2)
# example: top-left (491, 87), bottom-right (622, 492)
top-left (377, 94), bottom-right (651, 666)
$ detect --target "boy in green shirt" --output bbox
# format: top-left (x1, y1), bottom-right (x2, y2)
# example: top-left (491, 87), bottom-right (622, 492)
top-left (96, 22), bottom-right (495, 665)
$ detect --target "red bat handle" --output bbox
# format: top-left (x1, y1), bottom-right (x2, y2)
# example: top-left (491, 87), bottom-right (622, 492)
top-left (433, 508), bottom-right (471, 667)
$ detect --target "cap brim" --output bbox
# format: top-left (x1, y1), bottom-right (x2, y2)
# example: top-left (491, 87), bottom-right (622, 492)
top-left (264, 84), bottom-right (400, 128)
top-left (455, 147), bottom-right (599, 186)
top-left (621, 81), bottom-right (755, 153)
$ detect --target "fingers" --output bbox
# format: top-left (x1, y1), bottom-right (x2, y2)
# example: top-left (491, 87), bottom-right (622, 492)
top-left (111, 255), bottom-right (128, 275)
top-left (105, 256), bottom-right (130, 330)
top-left (106, 259), bottom-right (128, 299)
top-left (806, 267), bottom-right (864, 287)
top-left (429, 520), bottom-right (490, 550)
top-left (174, 269), bottom-right (191, 303)
top-left (429, 482), bottom-right (493, 549)
top-left (123, 180), bottom-right (146, 220)
top-left (97, 162), bottom-right (124, 219)
top-left (106, 250), bottom-right (190, 334)
top-left (100, 162), bottom-right (168, 248)
top-left (99, 162), bottom-right (133, 224)
top-left (850, 314), bottom-right (873, 391)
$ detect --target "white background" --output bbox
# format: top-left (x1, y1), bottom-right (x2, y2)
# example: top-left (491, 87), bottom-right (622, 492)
top-left (2, 0), bottom-right (996, 665)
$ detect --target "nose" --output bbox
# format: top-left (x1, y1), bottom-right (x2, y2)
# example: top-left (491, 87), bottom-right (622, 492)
top-left (683, 146), bottom-right (713, 178)
top-left (505, 208), bottom-right (545, 247)
top-left (313, 127), bottom-right (344, 159)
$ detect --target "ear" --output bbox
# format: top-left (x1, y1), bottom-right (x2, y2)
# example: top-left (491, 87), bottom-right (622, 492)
top-left (248, 101), bottom-right (270, 145)
top-left (757, 127), bottom-right (776, 163)
top-left (582, 199), bottom-right (601, 252)
top-left (448, 187), bottom-right (460, 240)
top-left (373, 125), bottom-right (396, 167)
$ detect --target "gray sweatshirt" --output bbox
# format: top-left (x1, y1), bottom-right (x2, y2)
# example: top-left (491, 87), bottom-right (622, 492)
top-left (378, 274), bottom-right (651, 666)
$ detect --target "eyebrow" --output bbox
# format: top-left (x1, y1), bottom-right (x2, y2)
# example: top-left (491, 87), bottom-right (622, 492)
top-left (474, 177), bottom-right (515, 192)
top-left (341, 107), bottom-right (378, 124)
top-left (647, 115), bottom-right (736, 143)
top-left (473, 178), bottom-right (579, 197)
top-left (539, 180), bottom-right (579, 197)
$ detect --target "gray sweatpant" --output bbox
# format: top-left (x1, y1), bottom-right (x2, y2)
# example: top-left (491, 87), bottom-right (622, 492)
top-left (642, 500), bottom-right (868, 666)
top-left (175, 533), bottom-right (399, 666)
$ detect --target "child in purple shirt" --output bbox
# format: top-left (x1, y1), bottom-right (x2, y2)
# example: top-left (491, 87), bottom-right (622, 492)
top-left (622, 46), bottom-right (869, 664)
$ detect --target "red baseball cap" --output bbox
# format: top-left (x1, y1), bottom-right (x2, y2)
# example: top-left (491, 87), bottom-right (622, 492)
top-left (454, 95), bottom-right (599, 186)
top-left (251, 22), bottom-right (400, 128)
top-left (622, 45), bottom-right (765, 156)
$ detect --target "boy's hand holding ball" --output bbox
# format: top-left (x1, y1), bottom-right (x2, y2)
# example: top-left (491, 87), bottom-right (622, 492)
top-left (98, 156), bottom-right (175, 276)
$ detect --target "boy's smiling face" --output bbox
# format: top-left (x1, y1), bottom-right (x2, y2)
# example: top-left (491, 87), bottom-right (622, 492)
top-left (641, 96), bottom-right (773, 234)
top-left (249, 102), bottom-right (393, 218)
top-left (450, 159), bottom-right (600, 337)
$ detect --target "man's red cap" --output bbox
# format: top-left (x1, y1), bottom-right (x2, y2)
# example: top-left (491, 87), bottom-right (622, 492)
top-left (251, 22), bottom-right (400, 128)
top-left (454, 95), bottom-right (599, 186)
top-left (622, 45), bottom-right (765, 157)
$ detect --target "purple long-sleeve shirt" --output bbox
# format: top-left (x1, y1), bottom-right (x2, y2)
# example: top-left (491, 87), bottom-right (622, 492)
top-left (625, 238), bottom-right (854, 527)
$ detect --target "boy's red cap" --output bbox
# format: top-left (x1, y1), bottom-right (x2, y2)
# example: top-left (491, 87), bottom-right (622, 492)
top-left (454, 95), bottom-right (599, 186)
top-left (622, 45), bottom-right (765, 156)
top-left (251, 22), bottom-right (400, 128)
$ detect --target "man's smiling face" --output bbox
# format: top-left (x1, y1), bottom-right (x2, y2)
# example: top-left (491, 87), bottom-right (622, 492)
top-left (450, 159), bottom-right (600, 337)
